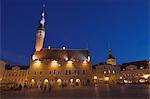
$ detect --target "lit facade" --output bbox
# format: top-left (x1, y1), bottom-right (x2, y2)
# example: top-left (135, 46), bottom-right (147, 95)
top-left (92, 64), bottom-right (120, 84)
top-left (0, 8), bottom-right (92, 87)
top-left (119, 60), bottom-right (150, 83)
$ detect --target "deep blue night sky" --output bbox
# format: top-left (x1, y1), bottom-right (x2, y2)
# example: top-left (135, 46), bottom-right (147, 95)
top-left (1, 0), bottom-right (149, 66)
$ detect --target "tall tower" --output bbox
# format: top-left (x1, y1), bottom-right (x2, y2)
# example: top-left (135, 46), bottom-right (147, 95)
top-left (106, 48), bottom-right (116, 65)
top-left (35, 5), bottom-right (45, 51)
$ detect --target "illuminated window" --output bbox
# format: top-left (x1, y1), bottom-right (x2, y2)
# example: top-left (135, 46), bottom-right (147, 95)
top-left (104, 71), bottom-right (106, 74)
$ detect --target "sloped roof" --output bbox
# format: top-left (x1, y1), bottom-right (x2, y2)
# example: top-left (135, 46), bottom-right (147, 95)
top-left (120, 60), bottom-right (149, 70)
top-left (5, 64), bottom-right (29, 70)
top-left (33, 48), bottom-right (90, 61)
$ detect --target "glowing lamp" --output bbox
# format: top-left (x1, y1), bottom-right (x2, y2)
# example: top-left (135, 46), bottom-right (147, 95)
top-left (70, 79), bottom-right (73, 83)
top-left (48, 46), bottom-right (51, 49)
top-left (58, 64), bottom-right (61, 67)
top-left (65, 57), bottom-right (68, 61)
top-left (142, 74), bottom-right (150, 79)
top-left (67, 60), bottom-right (73, 64)
top-left (120, 76), bottom-right (123, 79)
top-left (112, 71), bottom-right (115, 74)
top-left (62, 46), bottom-right (66, 50)
top-left (83, 60), bottom-right (87, 64)
top-left (57, 78), bottom-right (62, 83)
top-left (35, 59), bottom-right (41, 63)
top-left (32, 55), bottom-right (35, 60)
top-left (93, 76), bottom-right (97, 80)
top-left (87, 56), bottom-right (90, 62)
top-left (44, 79), bottom-right (48, 83)
top-left (31, 79), bottom-right (35, 83)
top-left (104, 77), bottom-right (109, 81)
top-left (76, 79), bottom-right (80, 82)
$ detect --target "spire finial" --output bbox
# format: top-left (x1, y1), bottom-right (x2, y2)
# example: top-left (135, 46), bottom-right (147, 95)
top-left (42, 4), bottom-right (45, 17)
top-left (38, 4), bottom-right (45, 30)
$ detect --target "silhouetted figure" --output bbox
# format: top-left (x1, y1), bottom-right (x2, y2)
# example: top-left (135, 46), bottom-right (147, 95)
top-left (49, 84), bottom-right (51, 92)
top-left (44, 85), bottom-right (46, 92)
top-left (19, 84), bottom-right (22, 92)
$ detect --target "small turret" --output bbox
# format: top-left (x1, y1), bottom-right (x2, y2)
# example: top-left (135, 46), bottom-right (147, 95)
top-left (107, 48), bottom-right (116, 65)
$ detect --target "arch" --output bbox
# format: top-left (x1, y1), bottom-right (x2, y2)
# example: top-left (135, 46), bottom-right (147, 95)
top-left (75, 78), bottom-right (81, 86)
top-left (57, 78), bottom-right (62, 86)
top-left (30, 79), bottom-right (35, 86)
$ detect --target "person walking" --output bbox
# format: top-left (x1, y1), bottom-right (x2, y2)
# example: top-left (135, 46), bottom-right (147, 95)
top-left (44, 85), bottom-right (46, 92)
top-left (19, 84), bottom-right (22, 92)
top-left (49, 84), bottom-right (51, 92)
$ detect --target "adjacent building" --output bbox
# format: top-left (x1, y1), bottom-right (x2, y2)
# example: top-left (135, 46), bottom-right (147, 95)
top-left (92, 48), bottom-right (120, 84)
top-left (0, 6), bottom-right (149, 89)
top-left (119, 60), bottom-right (150, 83)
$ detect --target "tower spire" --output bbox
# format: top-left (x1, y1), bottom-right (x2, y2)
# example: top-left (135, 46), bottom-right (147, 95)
top-left (35, 4), bottom-right (46, 51)
top-left (38, 4), bottom-right (45, 30)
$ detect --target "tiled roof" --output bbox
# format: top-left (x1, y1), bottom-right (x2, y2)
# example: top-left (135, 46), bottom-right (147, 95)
top-left (5, 64), bottom-right (29, 70)
top-left (120, 60), bottom-right (149, 70)
top-left (33, 48), bottom-right (90, 61)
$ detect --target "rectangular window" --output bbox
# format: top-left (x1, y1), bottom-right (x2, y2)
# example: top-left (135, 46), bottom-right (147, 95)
top-left (78, 70), bottom-right (80, 75)
top-left (74, 70), bottom-right (76, 75)
top-left (54, 70), bottom-right (55, 75)
top-left (40, 72), bottom-right (42, 75)
top-left (49, 71), bottom-right (51, 75)
top-left (69, 70), bottom-right (71, 75)
top-left (66, 70), bottom-right (67, 75)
